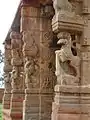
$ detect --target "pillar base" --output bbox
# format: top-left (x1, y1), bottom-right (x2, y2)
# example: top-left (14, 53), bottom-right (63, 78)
top-left (23, 88), bottom-right (53, 120)
top-left (10, 89), bottom-right (24, 120)
top-left (2, 91), bottom-right (11, 109)
top-left (39, 89), bottom-right (53, 120)
top-left (52, 85), bottom-right (90, 120)
top-left (23, 89), bottom-right (39, 120)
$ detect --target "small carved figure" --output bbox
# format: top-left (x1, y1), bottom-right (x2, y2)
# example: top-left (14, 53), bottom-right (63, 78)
top-left (11, 67), bottom-right (23, 89)
top-left (4, 73), bottom-right (12, 91)
top-left (55, 32), bottom-right (80, 85)
top-left (10, 31), bottom-right (22, 49)
top-left (24, 57), bottom-right (35, 88)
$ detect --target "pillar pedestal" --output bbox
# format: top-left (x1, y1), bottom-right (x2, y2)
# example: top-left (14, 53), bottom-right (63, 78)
top-left (52, 85), bottom-right (90, 120)
top-left (23, 89), bottom-right (40, 120)
top-left (10, 90), bottom-right (24, 120)
top-left (3, 91), bottom-right (11, 109)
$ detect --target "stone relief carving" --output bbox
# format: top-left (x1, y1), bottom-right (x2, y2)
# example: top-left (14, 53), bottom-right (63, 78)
top-left (10, 31), bottom-right (22, 49)
top-left (4, 73), bottom-right (12, 91)
top-left (52, 0), bottom-right (74, 15)
top-left (23, 32), bottom-right (38, 57)
top-left (4, 59), bottom-right (12, 72)
top-left (40, 30), bottom-right (56, 90)
top-left (24, 57), bottom-right (39, 88)
top-left (55, 32), bottom-right (80, 85)
top-left (11, 67), bottom-right (24, 90)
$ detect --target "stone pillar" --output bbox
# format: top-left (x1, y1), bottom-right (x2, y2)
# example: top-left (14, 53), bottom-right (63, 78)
top-left (3, 41), bottom-right (12, 109)
top-left (81, 0), bottom-right (90, 85)
top-left (10, 31), bottom-right (25, 120)
top-left (39, 4), bottom-right (55, 120)
top-left (21, 2), bottom-right (40, 120)
top-left (51, 0), bottom-right (90, 120)
top-left (21, 1), bottom-right (55, 120)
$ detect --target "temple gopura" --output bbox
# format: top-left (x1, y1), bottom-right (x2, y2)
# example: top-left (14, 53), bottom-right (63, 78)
top-left (2, 0), bottom-right (90, 120)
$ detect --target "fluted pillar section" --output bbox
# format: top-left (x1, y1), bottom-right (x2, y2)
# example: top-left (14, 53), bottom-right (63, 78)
top-left (10, 31), bottom-right (25, 120)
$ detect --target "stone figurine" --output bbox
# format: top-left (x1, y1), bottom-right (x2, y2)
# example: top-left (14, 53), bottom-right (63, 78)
top-left (11, 67), bottom-right (23, 90)
top-left (4, 73), bottom-right (12, 91)
top-left (55, 32), bottom-right (80, 85)
top-left (24, 57), bottom-right (35, 88)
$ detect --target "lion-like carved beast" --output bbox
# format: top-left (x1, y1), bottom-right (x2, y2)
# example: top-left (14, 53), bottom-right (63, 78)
top-left (55, 32), bottom-right (80, 85)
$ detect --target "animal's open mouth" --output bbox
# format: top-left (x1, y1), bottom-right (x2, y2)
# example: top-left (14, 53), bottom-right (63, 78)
top-left (59, 42), bottom-right (65, 46)
top-left (57, 39), bottom-right (67, 46)
top-left (57, 42), bottom-right (66, 47)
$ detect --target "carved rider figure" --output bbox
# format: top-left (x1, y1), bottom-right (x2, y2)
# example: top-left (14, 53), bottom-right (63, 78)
top-left (55, 32), bottom-right (80, 85)
top-left (24, 57), bottom-right (35, 88)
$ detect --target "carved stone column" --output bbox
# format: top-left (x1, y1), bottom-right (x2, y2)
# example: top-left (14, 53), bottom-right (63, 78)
top-left (21, 1), bottom-right (55, 120)
top-left (39, 4), bottom-right (55, 120)
top-left (81, 1), bottom-right (90, 85)
top-left (21, 2), bottom-right (40, 120)
top-left (51, 0), bottom-right (90, 120)
top-left (10, 31), bottom-right (25, 120)
top-left (3, 41), bottom-right (12, 109)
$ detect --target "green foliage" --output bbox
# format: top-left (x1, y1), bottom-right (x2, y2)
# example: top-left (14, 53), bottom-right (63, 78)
top-left (0, 104), bottom-right (2, 120)
top-left (0, 50), bottom-right (4, 63)
top-left (0, 50), bottom-right (4, 87)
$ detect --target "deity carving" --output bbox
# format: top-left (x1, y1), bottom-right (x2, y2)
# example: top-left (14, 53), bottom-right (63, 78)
top-left (4, 73), bottom-right (12, 91)
top-left (24, 57), bottom-right (39, 88)
top-left (11, 67), bottom-right (23, 90)
top-left (55, 32), bottom-right (80, 85)
top-left (10, 31), bottom-right (23, 66)
top-left (23, 32), bottom-right (38, 57)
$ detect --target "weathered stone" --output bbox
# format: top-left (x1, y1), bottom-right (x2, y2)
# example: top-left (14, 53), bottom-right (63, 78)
top-left (3, 1), bottom-right (90, 120)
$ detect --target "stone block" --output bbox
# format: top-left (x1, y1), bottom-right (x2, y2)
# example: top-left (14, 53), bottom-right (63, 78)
top-left (21, 6), bottom-right (40, 17)
top-left (21, 17), bottom-right (40, 32)
top-left (52, 113), bottom-right (90, 120)
top-left (40, 18), bottom-right (52, 32)
top-left (81, 61), bottom-right (90, 85)
top-left (23, 113), bottom-right (39, 120)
